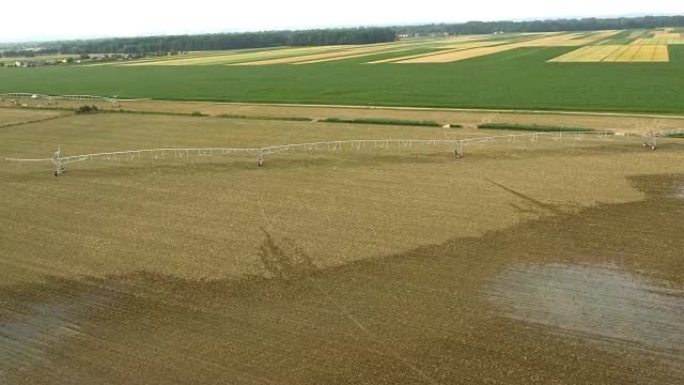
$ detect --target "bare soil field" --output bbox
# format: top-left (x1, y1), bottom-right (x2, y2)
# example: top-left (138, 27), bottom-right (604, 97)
top-left (110, 100), bottom-right (684, 134)
top-left (1, 108), bottom-right (683, 384)
top-left (4, 99), bottom-right (684, 134)
top-left (0, 108), bottom-right (65, 127)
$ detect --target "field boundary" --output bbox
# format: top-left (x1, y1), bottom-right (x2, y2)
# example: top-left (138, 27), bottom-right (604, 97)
top-left (4, 92), bottom-right (684, 121)
top-left (0, 114), bottom-right (72, 129)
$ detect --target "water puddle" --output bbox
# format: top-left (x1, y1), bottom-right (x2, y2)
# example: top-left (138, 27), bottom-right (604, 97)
top-left (485, 263), bottom-right (684, 353)
top-left (0, 290), bottom-right (114, 372)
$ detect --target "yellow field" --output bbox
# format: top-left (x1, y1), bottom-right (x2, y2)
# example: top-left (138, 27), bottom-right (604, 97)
top-left (548, 45), bottom-right (620, 62)
top-left (94, 29), bottom-right (677, 67)
top-left (238, 44), bottom-right (409, 65)
top-left (396, 44), bottom-right (519, 63)
top-left (549, 44), bottom-right (669, 62)
top-left (124, 46), bottom-right (348, 66)
top-left (632, 29), bottom-right (684, 45)
top-left (601, 45), bottom-right (634, 61)
top-left (394, 31), bottom-right (619, 63)
top-left (367, 41), bottom-right (509, 64)
top-left (237, 36), bottom-right (503, 65)
top-left (518, 31), bottom-right (618, 47)
top-left (294, 46), bottom-right (416, 64)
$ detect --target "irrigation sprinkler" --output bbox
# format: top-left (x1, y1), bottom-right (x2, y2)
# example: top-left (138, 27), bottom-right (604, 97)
top-left (0, 93), bottom-right (119, 108)
top-left (454, 140), bottom-right (464, 158)
top-left (5, 130), bottom-right (634, 176)
top-left (643, 130), bottom-right (658, 150)
top-left (642, 128), bottom-right (684, 150)
top-left (53, 147), bottom-right (65, 177)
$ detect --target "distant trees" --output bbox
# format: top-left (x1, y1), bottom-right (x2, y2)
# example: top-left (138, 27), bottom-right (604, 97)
top-left (2, 15), bottom-right (683, 59)
top-left (14, 27), bottom-right (397, 56)
top-left (394, 15), bottom-right (684, 36)
top-left (121, 44), bottom-right (142, 55)
top-left (288, 28), bottom-right (396, 46)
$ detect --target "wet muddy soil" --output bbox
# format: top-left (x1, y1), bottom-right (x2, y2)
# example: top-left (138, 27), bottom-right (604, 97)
top-left (1, 174), bottom-right (683, 384)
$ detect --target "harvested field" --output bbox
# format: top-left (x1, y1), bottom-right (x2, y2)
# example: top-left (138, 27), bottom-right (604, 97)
top-left (125, 46), bottom-right (348, 66)
top-left (605, 45), bottom-right (670, 62)
top-left (549, 44), bottom-right (670, 62)
top-left (518, 30), bottom-right (618, 47)
top-left (431, 40), bottom-right (511, 50)
top-left (89, 50), bottom-right (272, 66)
top-left (549, 45), bottom-right (622, 62)
top-left (1, 107), bottom-right (683, 385)
top-left (632, 29), bottom-right (684, 45)
top-left (602, 45), bottom-right (637, 61)
top-left (595, 30), bottom-right (645, 45)
top-left (369, 41), bottom-right (509, 64)
top-left (358, 47), bottom-right (448, 64)
top-left (7, 99), bottom-right (682, 135)
top-left (294, 49), bottom-right (405, 64)
top-left (367, 47), bottom-right (467, 64)
top-left (395, 44), bottom-right (519, 63)
top-left (0, 108), bottom-right (64, 126)
top-left (235, 43), bottom-right (417, 65)
top-left (396, 31), bottom-right (618, 63)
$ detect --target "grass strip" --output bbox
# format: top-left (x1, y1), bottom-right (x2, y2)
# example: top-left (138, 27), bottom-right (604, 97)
top-left (478, 123), bottom-right (597, 132)
top-left (322, 117), bottom-right (459, 127)
top-left (217, 114), bottom-right (313, 122)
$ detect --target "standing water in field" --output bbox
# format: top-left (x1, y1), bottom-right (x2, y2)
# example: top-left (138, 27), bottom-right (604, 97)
top-left (676, 182), bottom-right (684, 199)
top-left (485, 263), bottom-right (684, 353)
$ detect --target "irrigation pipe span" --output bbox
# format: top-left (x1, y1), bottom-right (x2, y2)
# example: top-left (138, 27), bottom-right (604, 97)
top-left (5, 130), bottom-right (672, 177)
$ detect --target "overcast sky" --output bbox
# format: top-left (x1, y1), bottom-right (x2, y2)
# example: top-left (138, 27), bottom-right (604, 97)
top-left (2, 1), bottom-right (682, 43)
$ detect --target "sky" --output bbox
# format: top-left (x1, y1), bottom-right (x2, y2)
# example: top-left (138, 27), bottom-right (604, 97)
top-left (2, 1), bottom-right (682, 43)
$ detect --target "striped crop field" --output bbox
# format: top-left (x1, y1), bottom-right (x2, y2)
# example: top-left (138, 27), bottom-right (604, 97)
top-left (394, 31), bottom-right (618, 63)
top-left (632, 28), bottom-right (684, 45)
top-left (550, 44), bottom-right (670, 62)
top-left (4, 28), bottom-right (684, 114)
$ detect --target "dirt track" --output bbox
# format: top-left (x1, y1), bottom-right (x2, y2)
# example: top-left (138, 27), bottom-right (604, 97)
top-left (3, 98), bottom-right (684, 134)
top-left (122, 100), bottom-right (684, 134)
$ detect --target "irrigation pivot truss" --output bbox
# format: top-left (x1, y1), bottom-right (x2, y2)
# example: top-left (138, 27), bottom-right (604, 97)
top-left (642, 128), bottom-right (684, 150)
top-left (0, 93), bottom-right (118, 104)
top-left (3, 130), bottom-right (635, 177)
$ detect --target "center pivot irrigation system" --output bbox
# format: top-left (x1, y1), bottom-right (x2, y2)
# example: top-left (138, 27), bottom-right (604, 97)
top-left (4, 130), bottom-right (678, 177)
top-left (0, 93), bottom-right (119, 105)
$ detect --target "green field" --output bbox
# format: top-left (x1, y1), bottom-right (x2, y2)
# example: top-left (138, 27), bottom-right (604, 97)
top-left (2, 45), bottom-right (684, 113)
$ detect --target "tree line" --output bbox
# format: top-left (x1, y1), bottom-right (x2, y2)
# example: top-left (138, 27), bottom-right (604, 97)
top-left (1, 27), bottom-right (397, 57)
top-left (1, 15), bottom-right (683, 58)
top-left (394, 15), bottom-right (684, 35)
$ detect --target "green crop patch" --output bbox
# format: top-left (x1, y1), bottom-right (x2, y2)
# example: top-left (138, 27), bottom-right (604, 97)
top-left (217, 114), bottom-right (313, 122)
top-left (322, 117), bottom-right (448, 127)
top-left (478, 123), bottom-right (598, 132)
